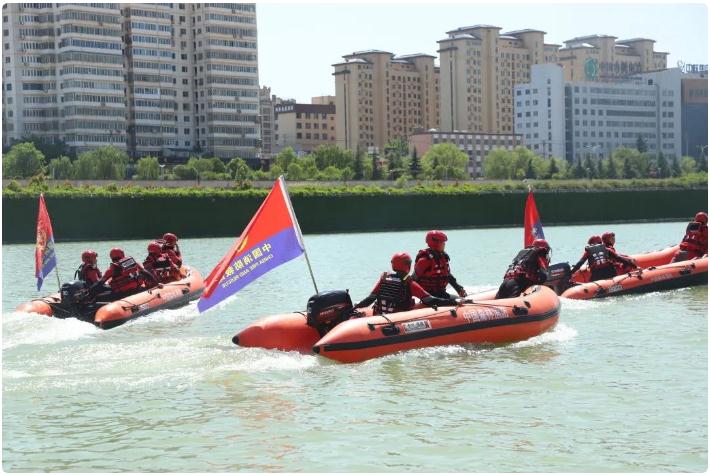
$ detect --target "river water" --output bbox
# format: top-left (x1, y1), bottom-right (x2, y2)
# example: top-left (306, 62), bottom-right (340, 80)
top-left (2, 222), bottom-right (707, 472)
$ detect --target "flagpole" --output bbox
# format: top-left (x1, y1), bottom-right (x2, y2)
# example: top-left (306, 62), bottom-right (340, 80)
top-left (279, 176), bottom-right (319, 294)
top-left (54, 259), bottom-right (61, 290)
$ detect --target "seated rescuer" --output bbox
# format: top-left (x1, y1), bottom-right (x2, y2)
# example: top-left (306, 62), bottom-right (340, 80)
top-left (602, 231), bottom-right (636, 274)
top-left (75, 250), bottom-right (102, 286)
top-left (672, 212), bottom-right (708, 262)
top-left (414, 230), bottom-right (467, 299)
top-left (353, 252), bottom-right (459, 314)
top-left (495, 239), bottom-right (551, 299)
top-left (161, 232), bottom-right (183, 267)
top-left (143, 241), bottom-right (182, 283)
top-left (90, 247), bottom-right (158, 297)
top-left (570, 235), bottom-right (637, 281)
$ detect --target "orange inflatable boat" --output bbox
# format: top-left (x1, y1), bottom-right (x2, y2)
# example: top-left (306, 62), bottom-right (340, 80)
top-left (235, 286), bottom-right (560, 363)
top-left (16, 266), bottom-right (204, 329)
top-left (561, 256), bottom-right (707, 300)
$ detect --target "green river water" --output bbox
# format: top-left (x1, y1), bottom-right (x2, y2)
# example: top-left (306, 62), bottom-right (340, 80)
top-left (2, 222), bottom-right (707, 472)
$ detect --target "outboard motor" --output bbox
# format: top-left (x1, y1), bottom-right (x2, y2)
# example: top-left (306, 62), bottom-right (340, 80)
top-left (60, 280), bottom-right (89, 306)
top-left (545, 262), bottom-right (572, 295)
top-left (306, 290), bottom-right (354, 336)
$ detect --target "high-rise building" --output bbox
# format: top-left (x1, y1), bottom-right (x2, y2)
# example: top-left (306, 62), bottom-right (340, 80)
top-left (333, 50), bottom-right (439, 152)
top-left (2, 3), bottom-right (260, 161)
top-left (259, 86), bottom-right (275, 160)
top-left (515, 65), bottom-right (682, 162)
top-left (556, 36), bottom-right (668, 82)
top-left (680, 71), bottom-right (708, 158)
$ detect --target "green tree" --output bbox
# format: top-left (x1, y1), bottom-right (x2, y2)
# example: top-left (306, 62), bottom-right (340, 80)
top-left (48, 155), bottom-right (74, 179)
top-left (187, 156), bottom-right (214, 175)
top-left (371, 152), bottom-right (382, 180)
top-left (320, 165), bottom-right (342, 180)
top-left (583, 155), bottom-right (596, 179)
top-left (422, 143), bottom-right (469, 179)
top-left (680, 156), bottom-right (697, 175)
top-left (353, 145), bottom-right (364, 180)
top-left (312, 144), bottom-right (354, 170)
top-left (483, 149), bottom-right (515, 179)
top-left (136, 156), bottom-right (160, 180)
top-left (16, 135), bottom-right (70, 161)
top-left (362, 158), bottom-right (374, 180)
top-left (273, 147), bottom-right (298, 170)
top-left (227, 158), bottom-right (249, 179)
top-left (623, 157), bottom-right (634, 179)
top-left (525, 158), bottom-right (535, 179)
top-left (286, 161), bottom-right (305, 180)
top-left (636, 135), bottom-right (648, 154)
top-left (546, 158), bottom-right (559, 179)
top-left (409, 148), bottom-right (421, 179)
top-left (671, 156), bottom-right (682, 177)
top-left (657, 153), bottom-right (670, 178)
top-left (210, 157), bottom-right (226, 174)
top-left (268, 164), bottom-right (284, 179)
top-left (73, 146), bottom-right (128, 179)
top-left (341, 166), bottom-right (354, 183)
top-left (3, 142), bottom-right (46, 178)
top-left (606, 156), bottom-right (618, 179)
top-left (697, 154), bottom-right (708, 173)
top-left (612, 147), bottom-right (648, 178)
top-left (173, 164), bottom-right (197, 180)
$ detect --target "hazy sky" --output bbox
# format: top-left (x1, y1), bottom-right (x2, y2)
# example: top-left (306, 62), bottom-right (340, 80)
top-left (256, 2), bottom-right (708, 102)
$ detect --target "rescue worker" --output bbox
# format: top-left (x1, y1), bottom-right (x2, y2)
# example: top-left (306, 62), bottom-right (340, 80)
top-left (353, 252), bottom-right (459, 314)
top-left (90, 247), bottom-right (158, 298)
top-left (413, 230), bottom-right (467, 299)
top-left (495, 239), bottom-right (551, 299)
top-left (602, 231), bottom-right (637, 274)
top-left (570, 235), bottom-right (637, 282)
top-left (143, 241), bottom-right (182, 283)
top-left (673, 212), bottom-right (708, 261)
top-left (161, 232), bottom-right (182, 267)
top-left (74, 250), bottom-right (102, 286)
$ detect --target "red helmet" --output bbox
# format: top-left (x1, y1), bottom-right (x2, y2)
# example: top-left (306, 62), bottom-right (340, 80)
top-left (81, 249), bottom-right (97, 263)
top-left (601, 231), bottom-right (615, 245)
top-left (695, 212), bottom-right (708, 224)
top-left (532, 239), bottom-right (550, 252)
top-left (163, 232), bottom-right (178, 245)
top-left (425, 230), bottom-right (447, 251)
top-left (148, 241), bottom-right (162, 255)
top-left (391, 252), bottom-right (412, 273)
top-left (109, 247), bottom-right (125, 261)
top-left (588, 235), bottom-right (603, 245)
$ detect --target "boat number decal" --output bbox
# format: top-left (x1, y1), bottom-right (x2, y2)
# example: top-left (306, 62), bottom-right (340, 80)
top-left (608, 284), bottom-right (623, 293)
top-left (462, 307), bottom-right (507, 323)
top-left (651, 273), bottom-right (673, 283)
top-left (402, 320), bottom-right (432, 333)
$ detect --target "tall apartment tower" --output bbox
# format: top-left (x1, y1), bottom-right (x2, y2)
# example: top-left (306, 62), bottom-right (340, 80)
top-left (259, 85), bottom-right (275, 160)
top-left (2, 3), bottom-right (260, 161)
top-left (438, 25), bottom-right (552, 135)
top-left (333, 50), bottom-right (439, 151)
top-left (2, 3), bottom-right (127, 153)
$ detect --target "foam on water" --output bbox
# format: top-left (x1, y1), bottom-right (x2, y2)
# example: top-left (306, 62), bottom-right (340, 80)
top-left (511, 322), bottom-right (577, 347)
top-left (2, 311), bottom-right (99, 350)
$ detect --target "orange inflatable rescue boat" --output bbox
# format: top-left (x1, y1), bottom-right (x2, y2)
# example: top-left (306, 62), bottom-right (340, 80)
top-left (16, 266), bottom-right (204, 329)
top-left (235, 285), bottom-right (560, 363)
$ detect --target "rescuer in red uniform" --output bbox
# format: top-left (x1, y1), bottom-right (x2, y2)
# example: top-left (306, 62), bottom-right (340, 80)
top-left (602, 231), bottom-right (637, 274)
top-left (160, 232), bottom-right (183, 267)
top-left (673, 212), bottom-right (708, 262)
top-left (570, 235), bottom-right (637, 281)
top-left (413, 230), bottom-right (467, 299)
top-left (91, 247), bottom-right (158, 297)
top-left (354, 252), bottom-right (459, 314)
top-left (495, 239), bottom-right (551, 299)
top-left (74, 250), bottom-right (102, 285)
top-left (143, 241), bottom-right (182, 283)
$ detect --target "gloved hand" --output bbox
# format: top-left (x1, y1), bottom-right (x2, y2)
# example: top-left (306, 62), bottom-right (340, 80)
top-left (456, 287), bottom-right (467, 298)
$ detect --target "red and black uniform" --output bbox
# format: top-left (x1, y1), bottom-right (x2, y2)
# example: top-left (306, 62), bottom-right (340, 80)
top-left (160, 242), bottom-right (182, 268)
top-left (74, 263), bottom-right (102, 285)
top-left (571, 244), bottom-right (635, 281)
top-left (414, 249), bottom-right (465, 299)
top-left (604, 245), bottom-right (636, 274)
top-left (496, 247), bottom-right (549, 299)
top-left (143, 253), bottom-right (182, 283)
top-left (354, 272), bottom-right (456, 314)
top-left (675, 221), bottom-right (708, 261)
top-left (97, 256), bottom-right (157, 296)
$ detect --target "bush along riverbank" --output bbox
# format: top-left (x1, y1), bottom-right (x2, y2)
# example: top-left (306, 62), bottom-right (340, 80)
top-left (3, 178), bottom-right (706, 243)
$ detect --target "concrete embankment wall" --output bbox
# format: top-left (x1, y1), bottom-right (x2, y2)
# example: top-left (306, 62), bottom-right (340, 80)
top-left (2, 188), bottom-right (706, 243)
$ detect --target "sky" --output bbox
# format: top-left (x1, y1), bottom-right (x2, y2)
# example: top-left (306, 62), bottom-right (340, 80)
top-left (256, 2), bottom-right (708, 102)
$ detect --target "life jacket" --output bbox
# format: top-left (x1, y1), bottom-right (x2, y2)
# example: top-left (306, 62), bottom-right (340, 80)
top-left (164, 248), bottom-right (182, 267)
top-left (143, 254), bottom-right (173, 282)
top-left (680, 221), bottom-right (708, 254)
top-left (108, 256), bottom-right (143, 293)
top-left (74, 263), bottom-right (102, 285)
top-left (414, 249), bottom-right (450, 293)
top-left (504, 247), bottom-right (540, 281)
top-left (585, 244), bottom-right (612, 270)
top-left (374, 272), bottom-right (414, 315)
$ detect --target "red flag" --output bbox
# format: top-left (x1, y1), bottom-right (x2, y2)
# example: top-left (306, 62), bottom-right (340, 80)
top-left (524, 191), bottom-right (545, 247)
top-left (35, 194), bottom-right (58, 290)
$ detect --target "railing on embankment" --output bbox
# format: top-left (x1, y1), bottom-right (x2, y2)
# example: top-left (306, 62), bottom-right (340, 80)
top-left (2, 188), bottom-right (706, 244)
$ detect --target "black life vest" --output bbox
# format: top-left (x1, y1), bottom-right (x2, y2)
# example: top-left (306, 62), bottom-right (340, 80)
top-left (585, 244), bottom-right (611, 270)
top-left (374, 272), bottom-right (413, 315)
top-left (504, 247), bottom-right (538, 280)
top-left (414, 249), bottom-right (450, 292)
top-left (109, 256), bottom-right (143, 292)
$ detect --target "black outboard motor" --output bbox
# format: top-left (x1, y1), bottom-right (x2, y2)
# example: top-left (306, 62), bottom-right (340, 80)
top-left (60, 280), bottom-right (89, 306)
top-left (545, 262), bottom-right (572, 295)
top-left (306, 290), bottom-right (354, 336)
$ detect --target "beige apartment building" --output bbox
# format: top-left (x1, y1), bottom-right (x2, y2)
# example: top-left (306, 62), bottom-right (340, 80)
top-left (333, 50), bottom-right (439, 151)
top-left (2, 3), bottom-right (260, 161)
top-left (259, 85), bottom-right (275, 160)
top-left (557, 35), bottom-right (668, 82)
top-left (274, 99), bottom-right (336, 155)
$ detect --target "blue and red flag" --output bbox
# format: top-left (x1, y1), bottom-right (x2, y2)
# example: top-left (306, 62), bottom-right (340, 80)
top-left (524, 190), bottom-right (545, 247)
top-left (35, 194), bottom-right (58, 291)
top-left (198, 176), bottom-right (308, 313)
